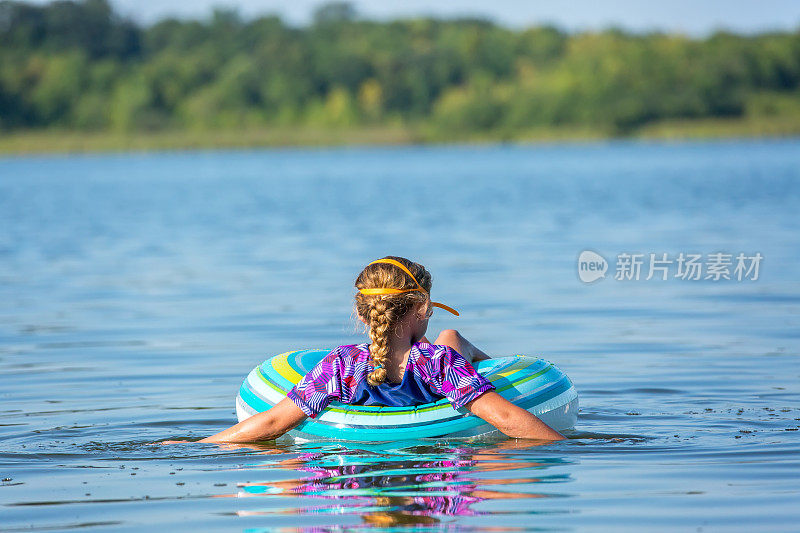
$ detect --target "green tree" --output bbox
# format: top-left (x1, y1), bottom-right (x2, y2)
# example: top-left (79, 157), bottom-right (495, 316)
top-left (1, 0), bottom-right (799, 136)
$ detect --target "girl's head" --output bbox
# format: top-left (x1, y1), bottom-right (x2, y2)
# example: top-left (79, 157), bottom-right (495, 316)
top-left (354, 256), bottom-right (457, 386)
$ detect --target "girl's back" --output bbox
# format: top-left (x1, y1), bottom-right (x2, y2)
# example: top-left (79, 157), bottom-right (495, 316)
top-left (287, 342), bottom-right (495, 418)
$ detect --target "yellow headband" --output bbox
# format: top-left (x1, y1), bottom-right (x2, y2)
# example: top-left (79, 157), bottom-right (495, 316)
top-left (358, 258), bottom-right (460, 316)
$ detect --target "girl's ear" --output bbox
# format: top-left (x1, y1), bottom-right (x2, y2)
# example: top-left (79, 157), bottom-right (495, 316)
top-left (414, 301), bottom-right (430, 320)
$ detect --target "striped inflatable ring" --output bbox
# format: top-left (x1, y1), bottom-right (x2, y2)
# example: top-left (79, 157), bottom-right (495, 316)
top-left (235, 349), bottom-right (578, 441)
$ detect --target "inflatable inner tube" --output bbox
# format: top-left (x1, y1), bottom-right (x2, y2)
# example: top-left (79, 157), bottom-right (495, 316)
top-left (236, 349), bottom-right (578, 441)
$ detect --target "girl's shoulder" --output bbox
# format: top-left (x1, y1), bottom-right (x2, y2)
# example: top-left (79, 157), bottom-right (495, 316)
top-left (412, 342), bottom-right (459, 364)
top-left (326, 343), bottom-right (366, 351)
top-left (327, 343), bottom-right (371, 363)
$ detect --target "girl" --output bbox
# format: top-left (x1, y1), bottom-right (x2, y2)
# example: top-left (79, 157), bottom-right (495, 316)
top-left (199, 256), bottom-right (564, 443)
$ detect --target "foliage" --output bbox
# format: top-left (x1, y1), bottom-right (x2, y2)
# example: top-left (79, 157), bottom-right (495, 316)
top-left (1, 0), bottom-right (799, 135)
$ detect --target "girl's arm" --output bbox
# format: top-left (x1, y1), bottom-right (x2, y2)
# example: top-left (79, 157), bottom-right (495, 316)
top-left (429, 330), bottom-right (491, 363)
top-left (466, 391), bottom-right (565, 441)
top-left (199, 397), bottom-right (308, 443)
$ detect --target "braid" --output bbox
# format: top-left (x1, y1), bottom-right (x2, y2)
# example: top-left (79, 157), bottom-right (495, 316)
top-left (366, 299), bottom-right (392, 386)
top-left (354, 256), bottom-right (432, 387)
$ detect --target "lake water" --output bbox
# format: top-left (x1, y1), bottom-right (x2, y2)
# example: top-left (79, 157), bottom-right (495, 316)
top-left (1, 139), bottom-right (799, 531)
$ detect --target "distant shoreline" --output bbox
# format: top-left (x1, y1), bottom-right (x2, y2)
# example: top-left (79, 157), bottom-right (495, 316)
top-left (1, 117), bottom-right (799, 156)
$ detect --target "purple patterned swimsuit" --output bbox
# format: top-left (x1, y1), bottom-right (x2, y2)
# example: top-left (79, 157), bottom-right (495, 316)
top-left (287, 342), bottom-right (495, 418)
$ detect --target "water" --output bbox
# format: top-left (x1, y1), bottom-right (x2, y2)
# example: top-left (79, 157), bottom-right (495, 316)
top-left (1, 139), bottom-right (798, 531)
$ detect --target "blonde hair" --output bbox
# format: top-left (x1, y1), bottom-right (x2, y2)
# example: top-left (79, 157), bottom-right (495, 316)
top-left (354, 256), bottom-right (432, 386)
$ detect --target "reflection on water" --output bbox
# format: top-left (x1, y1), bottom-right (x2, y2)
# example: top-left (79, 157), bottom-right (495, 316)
top-left (230, 441), bottom-right (566, 527)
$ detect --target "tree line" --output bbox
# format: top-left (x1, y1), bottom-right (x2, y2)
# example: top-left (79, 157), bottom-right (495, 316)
top-left (1, 0), bottom-right (799, 135)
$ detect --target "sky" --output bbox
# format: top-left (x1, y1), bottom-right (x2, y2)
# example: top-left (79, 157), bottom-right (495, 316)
top-left (27, 0), bottom-right (800, 35)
